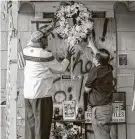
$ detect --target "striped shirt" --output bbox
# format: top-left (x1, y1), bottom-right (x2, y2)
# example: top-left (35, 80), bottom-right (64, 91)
top-left (23, 46), bottom-right (69, 99)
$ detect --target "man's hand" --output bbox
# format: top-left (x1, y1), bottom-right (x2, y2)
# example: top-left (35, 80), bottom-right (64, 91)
top-left (48, 18), bottom-right (59, 30)
top-left (52, 16), bottom-right (60, 28)
top-left (66, 46), bottom-right (75, 61)
top-left (40, 18), bottom-right (59, 33)
top-left (87, 35), bottom-right (99, 55)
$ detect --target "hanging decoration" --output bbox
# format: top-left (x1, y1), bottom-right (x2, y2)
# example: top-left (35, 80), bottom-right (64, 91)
top-left (2, 0), bottom-right (12, 20)
top-left (55, 1), bottom-right (93, 47)
top-left (3, 0), bottom-right (17, 41)
top-left (9, 11), bottom-right (17, 40)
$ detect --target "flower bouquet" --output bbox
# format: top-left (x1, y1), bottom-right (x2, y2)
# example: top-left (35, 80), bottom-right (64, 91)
top-left (51, 123), bottom-right (84, 139)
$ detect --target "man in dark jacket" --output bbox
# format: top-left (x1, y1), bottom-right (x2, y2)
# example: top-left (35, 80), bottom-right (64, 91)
top-left (85, 37), bottom-right (113, 139)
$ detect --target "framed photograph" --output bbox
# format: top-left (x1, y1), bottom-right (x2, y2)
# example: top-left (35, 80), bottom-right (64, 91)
top-left (53, 102), bottom-right (63, 118)
top-left (63, 100), bottom-right (76, 120)
top-left (119, 54), bottom-right (127, 66)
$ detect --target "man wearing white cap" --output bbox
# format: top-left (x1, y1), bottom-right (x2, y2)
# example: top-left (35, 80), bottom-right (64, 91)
top-left (23, 21), bottom-right (75, 139)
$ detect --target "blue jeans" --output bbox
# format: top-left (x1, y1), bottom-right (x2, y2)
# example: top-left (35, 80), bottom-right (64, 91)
top-left (92, 104), bottom-right (113, 139)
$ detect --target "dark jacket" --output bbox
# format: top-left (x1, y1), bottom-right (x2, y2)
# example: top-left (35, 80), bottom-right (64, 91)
top-left (85, 64), bottom-right (113, 107)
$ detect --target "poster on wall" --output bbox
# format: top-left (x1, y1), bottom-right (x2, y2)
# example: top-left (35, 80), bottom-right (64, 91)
top-left (85, 111), bottom-right (92, 123)
top-left (119, 54), bottom-right (127, 66)
top-left (85, 92), bottom-right (126, 123)
top-left (63, 100), bottom-right (76, 120)
top-left (112, 92), bottom-right (126, 123)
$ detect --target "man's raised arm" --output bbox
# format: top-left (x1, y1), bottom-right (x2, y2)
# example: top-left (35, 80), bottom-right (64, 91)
top-left (87, 36), bottom-right (99, 55)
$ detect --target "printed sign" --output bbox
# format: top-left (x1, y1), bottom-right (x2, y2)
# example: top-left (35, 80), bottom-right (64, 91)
top-left (63, 100), bottom-right (76, 120)
top-left (112, 92), bottom-right (126, 123)
top-left (112, 101), bottom-right (125, 123)
top-left (85, 111), bottom-right (92, 123)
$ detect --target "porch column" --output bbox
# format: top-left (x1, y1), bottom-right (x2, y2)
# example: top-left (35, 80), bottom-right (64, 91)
top-left (6, 1), bottom-right (19, 139)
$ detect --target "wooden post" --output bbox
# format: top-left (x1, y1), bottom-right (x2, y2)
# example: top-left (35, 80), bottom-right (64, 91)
top-left (6, 1), bottom-right (18, 139)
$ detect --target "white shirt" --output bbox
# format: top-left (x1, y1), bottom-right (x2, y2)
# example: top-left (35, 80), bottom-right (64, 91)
top-left (23, 46), bottom-right (69, 99)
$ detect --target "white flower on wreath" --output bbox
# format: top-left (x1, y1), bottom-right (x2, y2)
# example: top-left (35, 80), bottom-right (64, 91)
top-left (59, 22), bottom-right (65, 27)
top-left (60, 6), bottom-right (65, 13)
top-left (83, 7), bottom-right (88, 12)
top-left (78, 5), bottom-right (84, 11)
top-left (71, 4), bottom-right (78, 11)
top-left (74, 31), bottom-right (81, 39)
top-left (63, 134), bottom-right (67, 139)
top-left (84, 12), bottom-right (90, 18)
top-left (57, 10), bottom-right (64, 17)
top-left (60, 16), bottom-right (65, 21)
top-left (76, 16), bottom-right (81, 22)
top-left (71, 4), bottom-right (76, 10)
top-left (68, 36), bottom-right (78, 46)
top-left (75, 25), bottom-right (81, 32)
top-left (81, 32), bottom-right (87, 39)
top-left (65, 5), bottom-right (71, 13)
top-left (65, 22), bottom-right (69, 27)
top-left (63, 28), bottom-right (69, 34)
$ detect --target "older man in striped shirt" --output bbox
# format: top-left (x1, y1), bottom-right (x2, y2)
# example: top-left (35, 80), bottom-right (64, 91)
top-left (23, 22), bottom-right (75, 139)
